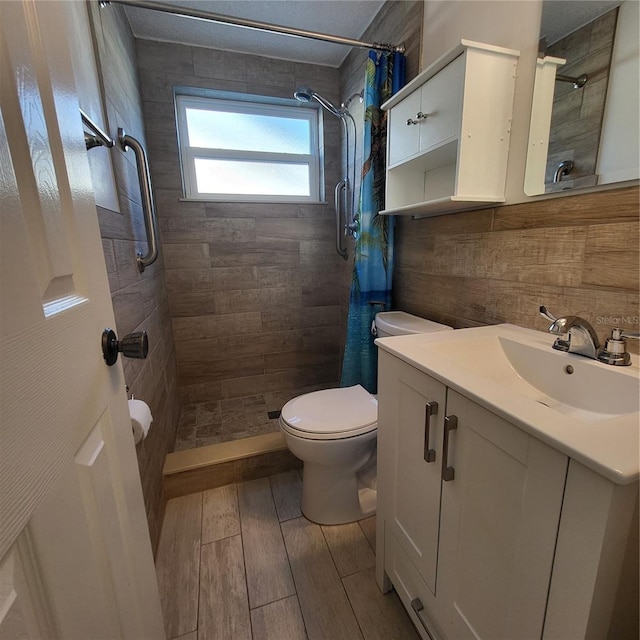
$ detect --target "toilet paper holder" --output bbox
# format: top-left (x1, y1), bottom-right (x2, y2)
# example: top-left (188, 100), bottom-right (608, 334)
top-left (102, 328), bottom-right (149, 366)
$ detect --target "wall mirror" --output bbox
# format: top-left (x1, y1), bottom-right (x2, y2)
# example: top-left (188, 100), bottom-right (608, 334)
top-left (524, 0), bottom-right (639, 196)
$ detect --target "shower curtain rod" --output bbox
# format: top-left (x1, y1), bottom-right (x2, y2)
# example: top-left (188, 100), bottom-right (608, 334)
top-left (103, 0), bottom-right (405, 54)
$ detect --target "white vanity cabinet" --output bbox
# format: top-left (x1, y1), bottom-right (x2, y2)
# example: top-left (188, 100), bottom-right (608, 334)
top-left (377, 350), bottom-right (568, 639)
top-left (381, 40), bottom-right (519, 217)
top-left (376, 347), bottom-right (639, 640)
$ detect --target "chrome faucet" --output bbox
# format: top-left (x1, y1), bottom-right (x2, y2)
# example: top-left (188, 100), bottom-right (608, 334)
top-left (539, 306), bottom-right (600, 359)
top-left (539, 306), bottom-right (637, 365)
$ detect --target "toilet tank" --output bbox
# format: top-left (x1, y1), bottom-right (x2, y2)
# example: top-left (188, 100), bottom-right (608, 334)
top-left (374, 311), bottom-right (453, 338)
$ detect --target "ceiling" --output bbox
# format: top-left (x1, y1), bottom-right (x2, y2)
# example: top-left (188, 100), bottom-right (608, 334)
top-left (122, 0), bottom-right (387, 68)
top-left (122, 0), bottom-right (623, 67)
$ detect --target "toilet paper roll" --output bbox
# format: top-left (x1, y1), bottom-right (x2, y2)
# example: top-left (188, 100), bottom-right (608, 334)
top-left (128, 398), bottom-right (153, 444)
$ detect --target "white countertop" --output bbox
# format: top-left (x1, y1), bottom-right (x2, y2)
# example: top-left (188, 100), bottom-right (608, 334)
top-left (376, 324), bottom-right (640, 485)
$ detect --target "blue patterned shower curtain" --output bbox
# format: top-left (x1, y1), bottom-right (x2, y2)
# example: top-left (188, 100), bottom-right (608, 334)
top-left (340, 50), bottom-right (406, 393)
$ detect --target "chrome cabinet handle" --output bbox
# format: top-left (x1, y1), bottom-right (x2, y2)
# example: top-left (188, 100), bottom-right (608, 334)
top-left (406, 111), bottom-right (428, 125)
top-left (442, 415), bottom-right (458, 481)
top-left (410, 598), bottom-right (435, 640)
top-left (423, 401), bottom-right (438, 463)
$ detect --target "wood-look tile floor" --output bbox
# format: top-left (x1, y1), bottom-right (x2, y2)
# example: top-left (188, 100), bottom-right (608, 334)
top-left (155, 470), bottom-right (420, 640)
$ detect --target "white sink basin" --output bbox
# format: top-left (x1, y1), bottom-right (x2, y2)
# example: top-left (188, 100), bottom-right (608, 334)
top-left (376, 324), bottom-right (640, 484)
top-left (499, 336), bottom-right (639, 418)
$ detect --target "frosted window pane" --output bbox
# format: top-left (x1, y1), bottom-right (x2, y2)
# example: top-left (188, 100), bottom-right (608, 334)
top-left (186, 108), bottom-right (311, 154)
top-left (194, 158), bottom-right (310, 196)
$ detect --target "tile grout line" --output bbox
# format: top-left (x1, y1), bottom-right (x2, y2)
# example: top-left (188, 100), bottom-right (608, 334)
top-left (271, 478), bottom-right (311, 640)
top-left (248, 592), bottom-right (301, 613)
top-left (358, 519), bottom-right (376, 555)
top-left (235, 481), bottom-right (255, 639)
top-left (196, 491), bottom-right (204, 640)
top-left (318, 524), bottom-right (367, 640)
top-left (340, 570), bottom-right (368, 640)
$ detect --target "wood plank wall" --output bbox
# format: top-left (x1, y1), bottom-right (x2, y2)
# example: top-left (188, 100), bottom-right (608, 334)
top-left (394, 186), bottom-right (640, 351)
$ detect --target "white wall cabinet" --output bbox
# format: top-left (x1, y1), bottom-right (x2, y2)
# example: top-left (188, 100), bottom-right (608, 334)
top-left (381, 40), bottom-right (519, 217)
top-left (376, 349), bottom-right (639, 640)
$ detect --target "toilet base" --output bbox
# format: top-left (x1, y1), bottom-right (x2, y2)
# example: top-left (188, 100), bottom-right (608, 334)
top-left (300, 462), bottom-right (376, 525)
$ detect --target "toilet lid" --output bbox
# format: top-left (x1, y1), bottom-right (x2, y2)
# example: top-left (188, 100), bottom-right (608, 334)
top-left (280, 385), bottom-right (377, 440)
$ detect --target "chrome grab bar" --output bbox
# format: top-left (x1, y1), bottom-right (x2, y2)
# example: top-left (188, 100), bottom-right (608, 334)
top-left (334, 179), bottom-right (348, 260)
top-left (80, 108), bottom-right (114, 150)
top-left (117, 128), bottom-right (158, 272)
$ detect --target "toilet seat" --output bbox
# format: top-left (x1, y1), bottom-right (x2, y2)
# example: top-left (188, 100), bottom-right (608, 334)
top-left (280, 385), bottom-right (377, 441)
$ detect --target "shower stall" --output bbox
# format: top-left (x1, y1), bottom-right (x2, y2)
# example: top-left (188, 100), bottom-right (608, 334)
top-left (90, 0), bottom-right (411, 449)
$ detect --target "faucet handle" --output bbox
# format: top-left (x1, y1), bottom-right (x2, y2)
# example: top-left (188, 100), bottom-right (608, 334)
top-left (539, 306), bottom-right (557, 322)
top-left (539, 306), bottom-right (572, 352)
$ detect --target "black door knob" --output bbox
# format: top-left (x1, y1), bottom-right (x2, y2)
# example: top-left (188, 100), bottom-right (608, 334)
top-left (102, 328), bottom-right (149, 366)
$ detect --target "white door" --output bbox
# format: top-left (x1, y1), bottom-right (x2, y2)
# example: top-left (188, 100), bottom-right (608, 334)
top-left (0, 1), bottom-right (165, 637)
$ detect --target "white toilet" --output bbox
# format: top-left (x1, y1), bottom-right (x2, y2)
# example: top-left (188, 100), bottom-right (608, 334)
top-left (279, 311), bottom-right (453, 525)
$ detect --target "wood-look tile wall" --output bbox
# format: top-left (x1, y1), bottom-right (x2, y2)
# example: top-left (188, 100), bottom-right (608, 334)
top-left (135, 40), bottom-right (348, 410)
top-left (88, 3), bottom-right (181, 553)
top-left (394, 186), bottom-right (640, 350)
top-left (545, 8), bottom-right (617, 191)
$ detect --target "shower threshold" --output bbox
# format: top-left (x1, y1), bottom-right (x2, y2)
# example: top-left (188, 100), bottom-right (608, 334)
top-left (163, 432), bottom-right (301, 499)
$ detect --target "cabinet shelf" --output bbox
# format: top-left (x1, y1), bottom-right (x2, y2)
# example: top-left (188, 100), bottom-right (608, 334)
top-left (381, 40), bottom-right (519, 217)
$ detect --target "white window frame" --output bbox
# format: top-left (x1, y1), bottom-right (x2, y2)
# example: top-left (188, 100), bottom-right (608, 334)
top-left (175, 94), bottom-right (321, 203)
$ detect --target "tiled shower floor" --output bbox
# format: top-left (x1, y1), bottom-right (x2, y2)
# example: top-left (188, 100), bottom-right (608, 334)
top-left (173, 386), bottom-right (328, 450)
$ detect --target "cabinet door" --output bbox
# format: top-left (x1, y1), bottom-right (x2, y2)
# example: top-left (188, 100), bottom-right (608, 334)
top-left (435, 391), bottom-right (568, 640)
top-left (387, 89), bottom-right (422, 166)
top-left (378, 354), bottom-right (447, 596)
top-left (418, 54), bottom-right (463, 153)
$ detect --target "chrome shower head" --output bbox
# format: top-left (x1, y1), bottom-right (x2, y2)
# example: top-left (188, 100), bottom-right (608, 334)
top-left (293, 86), bottom-right (343, 118)
top-left (293, 86), bottom-right (314, 103)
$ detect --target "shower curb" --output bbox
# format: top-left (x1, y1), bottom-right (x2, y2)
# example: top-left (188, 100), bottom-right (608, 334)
top-left (163, 432), bottom-right (301, 499)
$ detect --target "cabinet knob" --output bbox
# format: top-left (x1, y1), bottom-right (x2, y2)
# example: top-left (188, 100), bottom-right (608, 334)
top-left (406, 111), bottom-right (428, 126)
